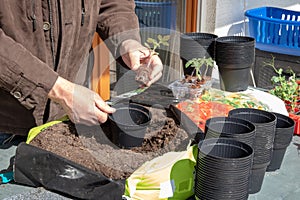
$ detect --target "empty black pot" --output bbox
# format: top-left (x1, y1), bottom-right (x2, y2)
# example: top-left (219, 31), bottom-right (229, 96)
top-left (267, 112), bottom-right (295, 172)
top-left (195, 138), bottom-right (253, 200)
top-left (228, 108), bottom-right (277, 194)
top-left (218, 64), bottom-right (252, 92)
top-left (109, 103), bottom-right (151, 149)
top-left (248, 162), bottom-right (270, 194)
top-left (216, 36), bottom-right (255, 92)
top-left (228, 108), bottom-right (277, 164)
top-left (216, 36), bottom-right (255, 64)
top-left (205, 116), bottom-right (256, 148)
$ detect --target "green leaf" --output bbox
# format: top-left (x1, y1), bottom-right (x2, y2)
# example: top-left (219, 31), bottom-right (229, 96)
top-left (161, 41), bottom-right (169, 46)
top-left (185, 59), bottom-right (195, 68)
top-left (144, 42), bottom-right (150, 49)
top-left (153, 40), bottom-right (160, 47)
top-left (157, 34), bottom-right (163, 42)
top-left (147, 37), bottom-right (156, 44)
top-left (163, 35), bottom-right (170, 42)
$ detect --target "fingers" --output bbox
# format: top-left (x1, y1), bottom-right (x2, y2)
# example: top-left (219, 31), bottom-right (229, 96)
top-left (128, 53), bottom-right (141, 71)
top-left (149, 55), bottom-right (163, 79)
top-left (143, 55), bottom-right (163, 86)
top-left (62, 84), bottom-right (116, 125)
top-left (94, 94), bottom-right (116, 123)
top-left (123, 49), bottom-right (151, 71)
top-left (146, 71), bottom-right (162, 87)
top-left (139, 49), bottom-right (151, 59)
top-left (94, 95), bottom-right (115, 114)
top-left (93, 107), bottom-right (108, 124)
top-left (120, 39), bottom-right (150, 70)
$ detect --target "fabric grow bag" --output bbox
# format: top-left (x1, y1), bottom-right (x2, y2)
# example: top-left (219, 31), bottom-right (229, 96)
top-left (13, 117), bottom-right (124, 200)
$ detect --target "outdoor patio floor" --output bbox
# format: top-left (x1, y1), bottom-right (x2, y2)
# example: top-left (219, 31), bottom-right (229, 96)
top-left (1, 135), bottom-right (300, 200)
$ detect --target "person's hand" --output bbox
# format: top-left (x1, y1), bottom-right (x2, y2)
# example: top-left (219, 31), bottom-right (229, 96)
top-left (120, 39), bottom-right (163, 87)
top-left (48, 76), bottom-right (115, 125)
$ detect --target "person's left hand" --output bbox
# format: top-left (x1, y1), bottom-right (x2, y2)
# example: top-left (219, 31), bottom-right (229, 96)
top-left (120, 39), bottom-right (163, 87)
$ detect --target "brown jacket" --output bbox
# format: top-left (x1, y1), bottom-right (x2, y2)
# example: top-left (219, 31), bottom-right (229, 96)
top-left (0, 0), bottom-right (140, 135)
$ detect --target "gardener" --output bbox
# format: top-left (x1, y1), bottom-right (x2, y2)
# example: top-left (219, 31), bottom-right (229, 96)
top-left (0, 0), bottom-right (163, 145)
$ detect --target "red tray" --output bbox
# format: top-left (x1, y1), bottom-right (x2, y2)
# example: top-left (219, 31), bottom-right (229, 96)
top-left (289, 113), bottom-right (300, 135)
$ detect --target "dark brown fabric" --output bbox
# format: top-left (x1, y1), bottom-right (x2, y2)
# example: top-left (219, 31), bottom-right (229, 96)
top-left (0, 0), bottom-right (140, 135)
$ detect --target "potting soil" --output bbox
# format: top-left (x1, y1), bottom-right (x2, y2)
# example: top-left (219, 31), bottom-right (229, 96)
top-left (29, 106), bottom-right (192, 180)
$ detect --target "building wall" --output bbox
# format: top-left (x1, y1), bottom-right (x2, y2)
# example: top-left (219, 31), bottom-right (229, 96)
top-left (200, 0), bottom-right (300, 36)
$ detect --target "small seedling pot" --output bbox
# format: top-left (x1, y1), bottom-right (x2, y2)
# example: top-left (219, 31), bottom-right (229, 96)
top-left (109, 103), bottom-right (151, 149)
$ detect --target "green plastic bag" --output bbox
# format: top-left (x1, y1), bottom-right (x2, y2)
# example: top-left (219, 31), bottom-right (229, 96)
top-left (26, 115), bottom-right (69, 143)
top-left (124, 144), bottom-right (198, 200)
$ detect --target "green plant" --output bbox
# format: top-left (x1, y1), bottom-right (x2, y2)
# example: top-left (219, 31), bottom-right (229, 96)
top-left (185, 57), bottom-right (214, 80)
top-left (263, 56), bottom-right (299, 112)
top-left (135, 34), bottom-right (170, 85)
top-left (144, 34), bottom-right (170, 56)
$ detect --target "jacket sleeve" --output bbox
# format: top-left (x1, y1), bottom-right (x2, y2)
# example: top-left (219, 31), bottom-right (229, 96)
top-left (0, 29), bottom-right (58, 110)
top-left (96, 0), bottom-right (141, 58)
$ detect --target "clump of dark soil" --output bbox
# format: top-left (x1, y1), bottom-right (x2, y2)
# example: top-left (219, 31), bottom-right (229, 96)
top-left (30, 106), bottom-right (192, 180)
top-left (181, 75), bottom-right (212, 89)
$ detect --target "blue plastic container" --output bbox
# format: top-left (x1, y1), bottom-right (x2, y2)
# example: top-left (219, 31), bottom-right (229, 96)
top-left (245, 7), bottom-right (300, 56)
top-left (135, 1), bottom-right (177, 30)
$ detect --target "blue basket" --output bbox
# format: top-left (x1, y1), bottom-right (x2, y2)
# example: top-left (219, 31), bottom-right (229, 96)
top-left (245, 7), bottom-right (300, 56)
top-left (135, 1), bottom-right (177, 30)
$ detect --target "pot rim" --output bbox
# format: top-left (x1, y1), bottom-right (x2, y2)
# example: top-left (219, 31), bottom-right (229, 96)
top-left (109, 104), bottom-right (152, 127)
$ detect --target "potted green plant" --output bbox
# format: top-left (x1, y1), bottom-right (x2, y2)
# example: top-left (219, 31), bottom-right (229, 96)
top-left (263, 56), bottom-right (299, 113)
top-left (264, 56), bottom-right (300, 135)
top-left (168, 57), bottom-right (215, 101)
top-left (180, 32), bottom-right (217, 76)
top-left (183, 57), bottom-right (215, 88)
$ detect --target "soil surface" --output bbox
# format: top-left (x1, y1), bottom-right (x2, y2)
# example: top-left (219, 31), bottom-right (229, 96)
top-left (181, 75), bottom-right (211, 89)
top-left (30, 106), bottom-right (193, 180)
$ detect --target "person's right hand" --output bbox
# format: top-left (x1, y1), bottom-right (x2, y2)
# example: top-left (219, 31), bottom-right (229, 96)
top-left (48, 76), bottom-right (115, 125)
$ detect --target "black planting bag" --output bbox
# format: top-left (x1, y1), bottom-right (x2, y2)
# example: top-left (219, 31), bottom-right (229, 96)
top-left (14, 142), bottom-right (124, 200)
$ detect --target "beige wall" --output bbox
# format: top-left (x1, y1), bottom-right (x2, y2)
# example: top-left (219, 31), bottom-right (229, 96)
top-left (199, 0), bottom-right (300, 36)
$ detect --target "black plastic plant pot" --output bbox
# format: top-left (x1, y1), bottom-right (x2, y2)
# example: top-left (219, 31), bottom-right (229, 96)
top-left (266, 147), bottom-right (288, 172)
top-left (228, 108), bottom-right (277, 165)
top-left (266, 112), bottom-right (295, 172)
top-left (197, 138), bottom-right (253, 163)
top-left (195, 138), bottom-right (253, 200)
top-left (205, 116), bottom-right (256, 147)
top-left (215, 36), bottom-right (255, 64)
top-left (196, 139), bottom-right (254, 172)
top-left (218, 63), bottom-right (251, 92)
top-left (109, 103), bottom-right (151, 149)
top-left (180, 32), bottom-right (218, 75)
top-left (248, 162), bottom-right (269, 194)
top-left (272, 112), bottom-right (295, 149)
top-left (215, 36), bottom-right (255, 92)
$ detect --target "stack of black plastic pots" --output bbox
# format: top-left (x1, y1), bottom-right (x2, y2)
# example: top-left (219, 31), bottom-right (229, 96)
top-left (267, 112), bottom-right (295, 172)
top-left (205, 116), bottom-right (256, 148)
top-left (228, 108), bottom-right (277, 194)
top-left (215, 36), bottom-right (255, 92)
top-left (180, 32), bottom-right (218, 75)
top-left (195, 138), bottom-right (253, 200)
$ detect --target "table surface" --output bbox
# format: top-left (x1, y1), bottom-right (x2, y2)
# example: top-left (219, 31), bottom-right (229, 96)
top-left (1, 86), bottom-right (300, 200)
top-left (1, 136), bottom-right (300, 200)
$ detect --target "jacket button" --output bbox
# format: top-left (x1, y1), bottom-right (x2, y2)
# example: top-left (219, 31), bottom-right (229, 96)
top-left (43, 22), bottom-right (51, 31)
top-left (13, 91), bottom-right (22, 99)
